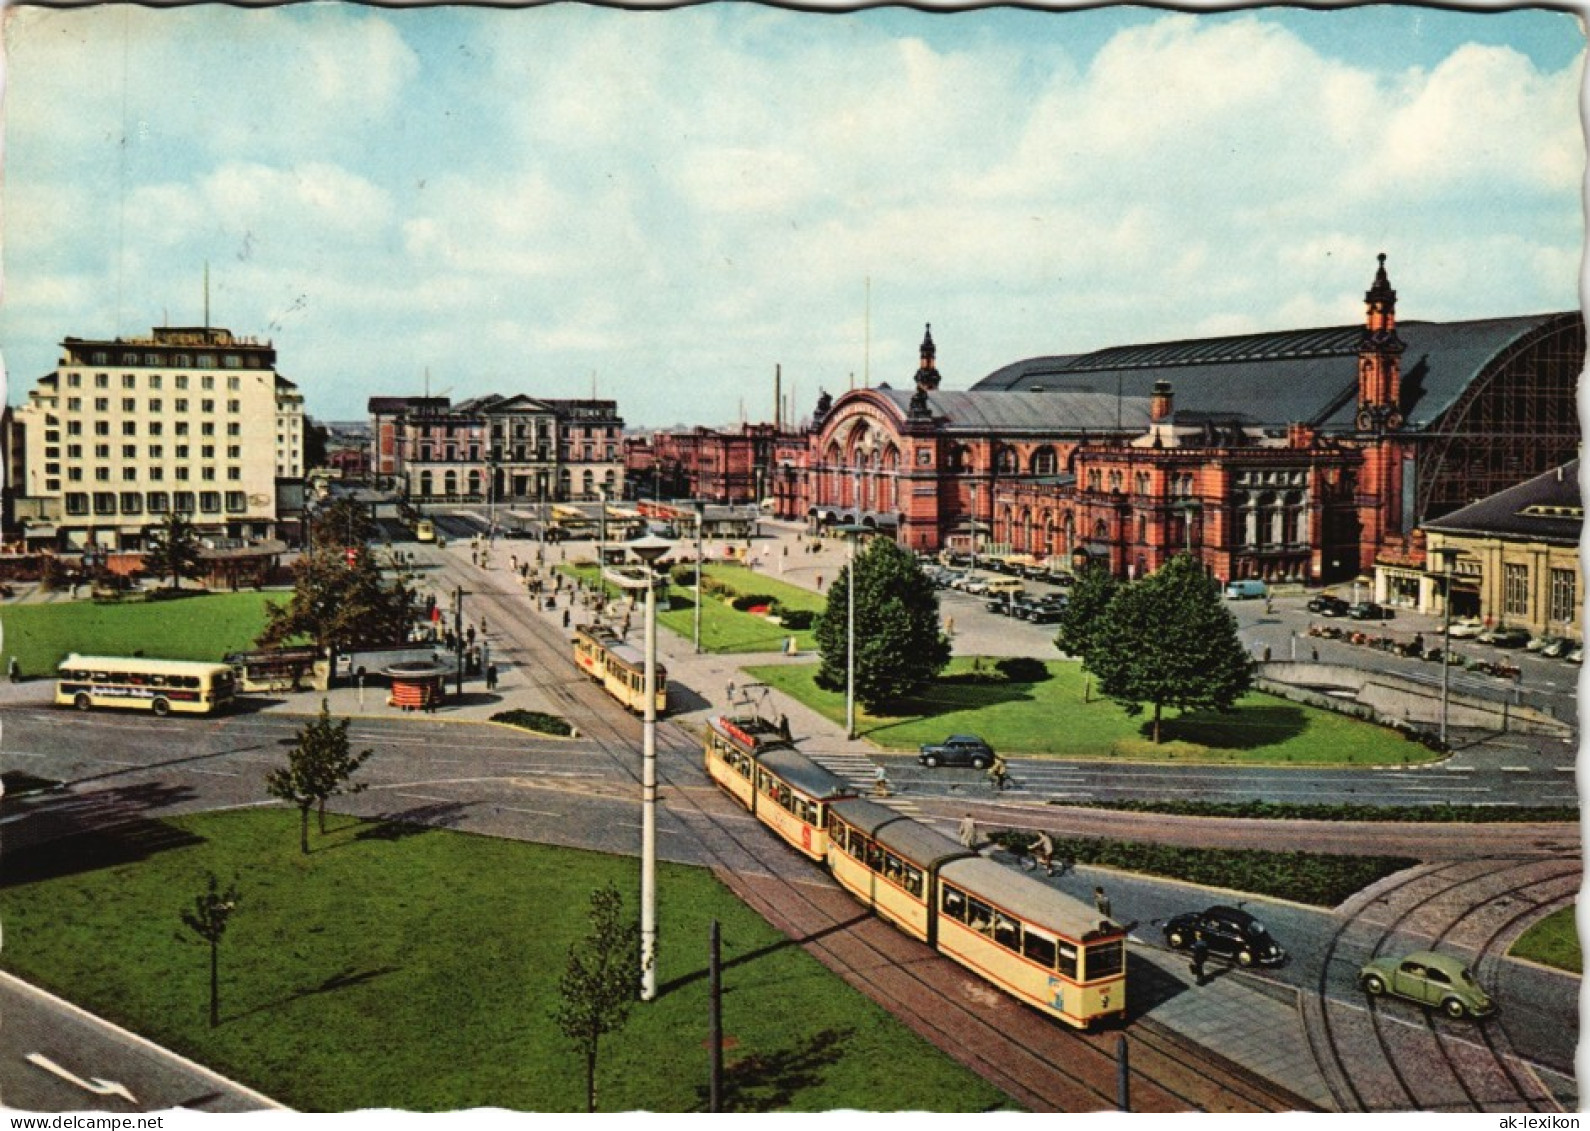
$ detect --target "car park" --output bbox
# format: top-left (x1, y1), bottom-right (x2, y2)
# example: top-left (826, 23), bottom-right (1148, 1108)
top-left (1358, 950), bottom-right (1495, 1019)
top-left (1348, 601), bottom-right (1394, 621)
top-left (918, 735), bottom-right (995, 769)
top-left (1163, 906), bottom-right (1287, 967)
top-left (1308, 594), bottom-right (1351, 617)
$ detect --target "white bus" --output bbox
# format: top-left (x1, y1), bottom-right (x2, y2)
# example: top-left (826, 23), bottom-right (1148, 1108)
top-left (55, 654), bottom-right (238, 717)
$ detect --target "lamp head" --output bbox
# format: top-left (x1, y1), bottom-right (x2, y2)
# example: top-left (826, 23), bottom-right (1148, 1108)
top-left (628, 533), bottom-right (673, 566)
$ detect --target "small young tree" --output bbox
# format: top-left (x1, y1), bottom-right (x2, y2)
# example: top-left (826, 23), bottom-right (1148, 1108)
top-left (179, 873), bottom-right (241, 1028)
top-left (264, 700), bottom-right (372, 852)
top-left (814, 538), bottom-right (950, 711)
top-left (144, 510), bottom-right (205, 593)
top-left (1087, 554), bottom-right (1254, 742)
top-left (553, 884), bottom-right (642, 1114)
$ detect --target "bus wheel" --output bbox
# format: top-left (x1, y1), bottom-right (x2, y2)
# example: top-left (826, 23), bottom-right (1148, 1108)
top-left (74, 693), bottom-right (92, 712)
top-left (152, 698), bottom-right (171, 717)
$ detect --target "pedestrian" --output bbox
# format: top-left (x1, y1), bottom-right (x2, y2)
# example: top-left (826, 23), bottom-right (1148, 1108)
top-left (785, 635), bottom-right (798, 656)
top-left (1311, 645), bottom-right (1319, 662)
top-left (562, 608), bottom-right (571, 629)
top-left (1094, 886), bottom-right (1112, 922)
top-left (778, 714), bottom-right (791, 740)
top-left (957, 813), bottom-right (977, 850)
top-left (485, 663), bottom-right (498, 691)
top-left (1190, 931), bottom-right (1210, 986)
top-left (945, 616), bottom-right (955, 637)
top-left (1262, 645), bottom-right (1272, 662)
top-left (510, 554), bottom-right (518, 573)
top-left (816, 574), bottom-right (823, 590)
top-left (987, 754), bottom-right (1009, 791)
top-left (7, 656), bottom-right (19, 683)
top-left (872, 764), bottom-right (890, 797)
top-left (1265, 597), bottom-right (1273, 615)
top-left (1030, 831), bottom-right (1055, 875)
top-left (622, 613), bottom-right (632, 637)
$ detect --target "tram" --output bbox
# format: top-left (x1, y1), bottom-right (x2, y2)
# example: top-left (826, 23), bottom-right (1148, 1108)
top-left (703, 712), bottom-right (1127, 1029)
top-left (572, 626), bottom-right (668, 714)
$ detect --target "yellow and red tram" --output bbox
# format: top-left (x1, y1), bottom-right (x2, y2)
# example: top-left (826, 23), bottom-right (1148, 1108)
top-left (936, 856), bottom-right (1126, 1029)
top-left (703, 713), bottom-right (1127, 1029)
top-left (572, 626), bottom-right (668, 715)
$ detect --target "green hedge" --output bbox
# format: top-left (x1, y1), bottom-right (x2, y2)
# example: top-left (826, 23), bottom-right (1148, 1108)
top-left (490, 709), bottom-right (574, 737)
top-left (1044, 798), bottom-right (1578, 824)
top-left (987, 830), bottom-right (1415, 907)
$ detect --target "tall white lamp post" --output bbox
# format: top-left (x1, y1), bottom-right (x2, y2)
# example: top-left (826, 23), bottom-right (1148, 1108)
top-left (625, 533), bottom-right (673, 1001)
top-left (694, 501), bottom-right (704, 654)
top-left (1431, 546), bottom-right (1460, 747)
top-left (835, 524), bottom-right (868, 739)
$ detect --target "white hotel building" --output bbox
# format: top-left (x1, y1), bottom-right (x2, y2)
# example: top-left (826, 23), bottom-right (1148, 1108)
top-left (11, 325), bottom-right (304, 550)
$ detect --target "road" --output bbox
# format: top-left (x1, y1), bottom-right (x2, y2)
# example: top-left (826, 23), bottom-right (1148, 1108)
top-left (0, 974), bottom-right (281, 1113)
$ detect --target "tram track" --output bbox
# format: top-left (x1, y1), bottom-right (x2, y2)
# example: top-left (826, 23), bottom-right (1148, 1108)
top-left (1306, 856), bottom-right (1578, 1112)
top-left (427, 551), bottom-right (1309, 1111)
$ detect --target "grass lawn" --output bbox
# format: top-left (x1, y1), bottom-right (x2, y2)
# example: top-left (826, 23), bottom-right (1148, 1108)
top-left (0, 591), bottom-right (284, 677)
top-left (746, 657), bottom-right (1436, 766)
top-left (0, 808), bottom-right (1008, 1112)
top-left (561, 562), bottom-right (827, 653)
top-left (1510, 906), bottom-right (1581, 974)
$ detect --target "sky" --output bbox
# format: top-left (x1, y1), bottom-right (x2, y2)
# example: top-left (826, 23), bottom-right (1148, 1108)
top-left (1, 2), bottom-right (1583, 429)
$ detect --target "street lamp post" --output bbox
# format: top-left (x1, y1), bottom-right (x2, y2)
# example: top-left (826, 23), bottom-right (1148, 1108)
top-left (694, 501), bottom-right (704, 654)
top-left (613, 533), bottom-right (673, 1002)
top-left (835, 524), bottom-right (868, 740)
top-left (1432, 547), bottom-right (1460, 747)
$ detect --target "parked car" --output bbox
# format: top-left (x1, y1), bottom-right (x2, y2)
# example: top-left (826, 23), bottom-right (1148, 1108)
top-left (1348, 601), bottom-right (1395, 621)
top-left (1478, 626), bottom-right (1531, 649)
top-left (1163, 906), bottom-right (1287, 967)
top-left (1567, 646), bottom-right (1583, 664)
top-left (1358, 950), bottom-right (1495, 1019)
top-left (1446, 618), bottom-right (1485, 639)
top-left (918, 735), bottom-right (995, 769)
top-left (1308, 594), bottom-right (1351, 617)
top-left (1224, 579), bottom-right (1268, 600)
top-left (1026, 603), bottom-right (1067, 625)
top-left (1541, 636), bottom-right (1575, 659)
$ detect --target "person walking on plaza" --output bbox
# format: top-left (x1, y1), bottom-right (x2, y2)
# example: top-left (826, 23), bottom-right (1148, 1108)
top-left (1190, 932), bottom-right (1210, 986)
top-left (987, 754), bottom-right (1010, 791)
top-left (957, 814), bottom-right (977, 850)
top-left (1094, 886), bottom-right (1112, 922)
top-left (485, 663), bottom-right (498, 691)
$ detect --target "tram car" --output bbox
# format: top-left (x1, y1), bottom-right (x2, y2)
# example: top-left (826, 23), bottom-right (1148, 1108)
top-left (704, 713), bottom-right (853, 861)
top-left (704, 714), bottom-right (1128, 1029)
top-left (572, 626), bottom-right (668, 715)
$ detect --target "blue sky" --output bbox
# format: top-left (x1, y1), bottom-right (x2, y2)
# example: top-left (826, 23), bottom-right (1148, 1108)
top-left (2, 3), bottom-right (1582, 427)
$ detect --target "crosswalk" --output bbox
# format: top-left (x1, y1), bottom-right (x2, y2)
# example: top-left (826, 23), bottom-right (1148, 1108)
top-left (802, 750), bottom-right (927, 816)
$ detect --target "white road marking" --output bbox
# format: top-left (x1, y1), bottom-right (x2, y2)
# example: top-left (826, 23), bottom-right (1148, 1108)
top-left (1499, 766), bottom-right (1532, 773)
top-left (394, 792), bottom-right (454, 804)
top-left (497, 806), bottom-right (562, 817)
top-left (186, 766), bottom-right (240, 778)
top-left (25, 1052), bottom-right (137, 1105)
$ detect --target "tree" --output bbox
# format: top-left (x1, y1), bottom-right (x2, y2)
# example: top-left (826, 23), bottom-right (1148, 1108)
top-left (264, 700), bottom-right (373, 853)
top-left (553, 884), bottom-right (642, 1114)
top-left (144, 510), bottom-right (204, 593)
top-left (813, 537), bottom-right (950, 712)
top-left (179, 873), bottom-right (241, 1028)
top-left (308, 496), bottom-right (377, 552)
top-left (256, 540), bottom-right (414, 656)
top-left (1053, 564), bottom-right (1121, 668)
top-left (1086, 554), bottom-right (1255, 743)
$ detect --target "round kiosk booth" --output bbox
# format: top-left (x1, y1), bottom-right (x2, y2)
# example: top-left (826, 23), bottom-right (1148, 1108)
top-left (385, 660), bottom-right (449, 712)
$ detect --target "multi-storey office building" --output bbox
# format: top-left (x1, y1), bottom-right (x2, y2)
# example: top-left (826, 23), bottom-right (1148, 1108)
top-left (10, 326), bottom-right (303, 549)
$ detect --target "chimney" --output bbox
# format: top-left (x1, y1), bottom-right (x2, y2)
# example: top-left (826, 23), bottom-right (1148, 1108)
top-left (1150, 380), bottom-right (1174, 424)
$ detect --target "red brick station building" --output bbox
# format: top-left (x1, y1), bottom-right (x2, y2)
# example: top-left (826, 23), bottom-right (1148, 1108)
top-left (732, 257), bottom-right (1581, 589)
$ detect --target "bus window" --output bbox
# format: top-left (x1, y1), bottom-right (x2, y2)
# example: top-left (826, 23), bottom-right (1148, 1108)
top-left (903, 865), bottom-right (924, 899)
top-left (942, 885), bottom-right (968, 923)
